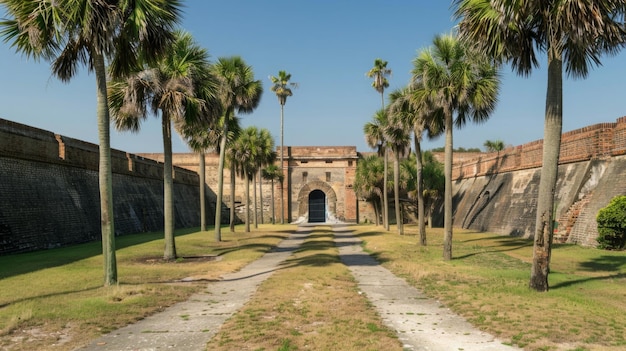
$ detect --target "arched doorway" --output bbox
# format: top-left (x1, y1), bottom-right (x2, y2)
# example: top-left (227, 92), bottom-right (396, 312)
top-left (308, 190), bottom-right (326, 223)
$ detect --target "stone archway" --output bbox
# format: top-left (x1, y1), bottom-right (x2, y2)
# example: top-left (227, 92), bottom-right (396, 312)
top-left (296, 180), bottom-right (337, 222)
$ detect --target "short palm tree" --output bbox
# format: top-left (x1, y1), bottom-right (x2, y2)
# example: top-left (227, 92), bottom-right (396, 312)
top-left (366, 59), bottom-right (392, 231)
top-left (108, 30), bottom-right (221, 260)
top-left (175, 112), bottom-right (223, 232)
top-left (269, 70), bottom-right (297, 224)
top-left (364, 109), bottom-right (391, 229)
top-left (0, 0), bottom-right (182, 285)
top-left (412, 33), bottom-right (500, 261)
top-left (389, 86), bottom-right (442, 243)
top-left (385, 95), bottom-right (412, 235)
top-left (454, 0), bottom-right (626, 291)
top-left (229, 126), bottom-right (269, 233)
top-left (353, 154), bottom-right (385, 225)
top-left (484, 140), bottom-right (504, 153)
top-left (254, 129), bottom-right (276, 227)
top-left (262, 164), bottom-right (284, 224)
top-left (212, 57), bottom-right (263, 241)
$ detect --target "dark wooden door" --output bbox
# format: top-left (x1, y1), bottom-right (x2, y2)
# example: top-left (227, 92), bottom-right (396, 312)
top-left (308, 190), bottom-right (325, 223)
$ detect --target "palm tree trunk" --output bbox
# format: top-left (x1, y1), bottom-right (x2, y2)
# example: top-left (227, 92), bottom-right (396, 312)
top-left (245, 173), bottom-right (250, 232)
top-left (280, 104), bottom-right (285, 224)
top-left (383, 148), bottom-right (389, 231)
top-left (443, 113), bottom-right (454, 261)
top-left (162, 115), bottom-right (176, 260)
top-left (215, 111), bottom-right (231, 241)
top-left (259, 169), bottom-right (264, 224)
top-left (530, 48), bottom-right (563, 292)
top-left (94, 52), bottom-right (117, 286)
top-left (393, 150), bottom-right (403, 235)
top-left (199, 152), bottom-right (206, 232)
top-left (415, 133), bottom-right (426, 245)
top-left (253, 171), bottom-right (258, 229)
top-left (230, 165), bottom-right (236, 232)
top-left (270, 179), bottom-right (276, 224)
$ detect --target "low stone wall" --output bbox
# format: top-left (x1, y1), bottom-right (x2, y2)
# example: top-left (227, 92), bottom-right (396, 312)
top-left (0, 118), bottom-right (204, 255)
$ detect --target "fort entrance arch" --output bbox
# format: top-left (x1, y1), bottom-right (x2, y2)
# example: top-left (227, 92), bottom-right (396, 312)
top-left (297, 181), bottom-right (337, 223)
top-left (282, 146), bottom-right (361, 223)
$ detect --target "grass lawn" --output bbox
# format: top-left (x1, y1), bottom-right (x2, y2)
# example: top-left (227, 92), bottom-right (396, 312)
top-left (0, 223), bottom-right (624, 351)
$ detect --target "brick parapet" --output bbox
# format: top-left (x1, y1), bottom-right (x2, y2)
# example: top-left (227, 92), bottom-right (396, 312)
top-left (1, 118), bottom-right (197, 186)
top-left (452, 117), bottom-right (626, 179)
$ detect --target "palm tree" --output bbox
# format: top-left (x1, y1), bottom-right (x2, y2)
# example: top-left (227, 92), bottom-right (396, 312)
top-left (0, 0), bottom-right (182, 285)
top-left (353, 154), bottom-right (385, 225)
top-left (412, 33), bottom-right (500, 261)
top-left (109, 30), bottom-right (220, 260)
top-left (385, 92), bottom-right (412, 235)
top-left (422, 151), bottom-right (445, 229)
top-left (484, 140), bottom-right (505, 153)
top-left (254, 129), bottom-right (276, 227)
top-left (262, 164), bottom-right (284, 224)
top-left (454, 0), bottom-right (626, 291)
top-left (269, 70), bottom-right (297, 224)
top-left (389, 86), bottom-right (442, 243)
top-left (366, 59), bottom-right (392, 231)
top-left (364, 109), bottom-right (391, 229)
top-left (212, 57), bottom-right (263, 241)
top-left (229, 126), bottom-right (271, 232)
top-left (175, 113), bottom-right (223, 232)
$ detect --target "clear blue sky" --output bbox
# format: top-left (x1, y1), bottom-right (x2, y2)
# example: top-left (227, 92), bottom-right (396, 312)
top-left (1, 1), bottom-right (625, 154)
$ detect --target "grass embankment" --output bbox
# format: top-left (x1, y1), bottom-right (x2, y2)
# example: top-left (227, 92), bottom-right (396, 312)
top-left (358, 225), bottom-right (626, 351)
top-left (0, 224), bottom-right (294, 351)
top-left (1, 224), bottom-right (625, 351)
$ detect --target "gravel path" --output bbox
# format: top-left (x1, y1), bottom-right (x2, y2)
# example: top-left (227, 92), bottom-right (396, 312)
top-left (77, 224), bottom-right (519, 351)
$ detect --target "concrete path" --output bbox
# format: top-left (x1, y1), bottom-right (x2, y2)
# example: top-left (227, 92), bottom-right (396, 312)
top-left (77, 224), bottom-right (519, 351)
top-left (334, 224), bottom-right (520, 351)
top-left (77, 226), bottom-right (310, 351)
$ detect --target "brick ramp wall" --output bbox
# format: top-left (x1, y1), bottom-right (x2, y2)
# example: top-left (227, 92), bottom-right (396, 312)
top-left (448, 158), bottom-right (625, 246)
top-left (567, 156), bottom-right (626, 246)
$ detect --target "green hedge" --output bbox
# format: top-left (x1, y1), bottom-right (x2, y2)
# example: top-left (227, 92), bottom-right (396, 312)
top-left (596, 195), bottom-right (626, 250)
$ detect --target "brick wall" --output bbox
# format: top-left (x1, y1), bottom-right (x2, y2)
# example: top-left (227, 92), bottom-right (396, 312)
top-left (0, 119), bottom-right (202, 255)
top-left (452, 117), bottom-right (626, 179)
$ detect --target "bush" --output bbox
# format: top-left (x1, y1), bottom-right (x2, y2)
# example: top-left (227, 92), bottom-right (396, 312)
top-left (596, 195), bottom-right (626, 250)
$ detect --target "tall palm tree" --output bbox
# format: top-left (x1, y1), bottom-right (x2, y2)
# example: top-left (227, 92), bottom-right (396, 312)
top-left (108, 30), bottom-right (221, 260)
top-left (0, 0), bottom-right (182, 285)
top-left (269, 70), bottom-right (297, 224)
top-left (454, 0), bottom-right (626, 291)
top-left (364, 109), bottom-right (391, 229)
top-left (262, 164), bottom-right (284, 224)
top-left (212, 57), bottom-right (263, 241)
top-left (412, 33), bottom-right (500, 261)
top-left (367, 59), bottom-right (392, 231)
top-left (385, 92), bottom-right (412, 235)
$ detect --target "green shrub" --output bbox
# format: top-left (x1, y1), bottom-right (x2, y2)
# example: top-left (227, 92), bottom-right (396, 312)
top-left (596, 195), bottom-right (626, 250)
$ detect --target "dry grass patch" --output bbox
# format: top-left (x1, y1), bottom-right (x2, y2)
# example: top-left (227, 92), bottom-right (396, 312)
top-left (0, 224), bottom-right (292, 351)
top-left (205, 227), bottom-right (403, 351)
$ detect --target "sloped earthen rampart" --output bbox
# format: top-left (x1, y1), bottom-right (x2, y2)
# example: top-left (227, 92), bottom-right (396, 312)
top-left (0, 118), bottom-right (203, 255)
top-left (447, 116), bottom-right (626, 246)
